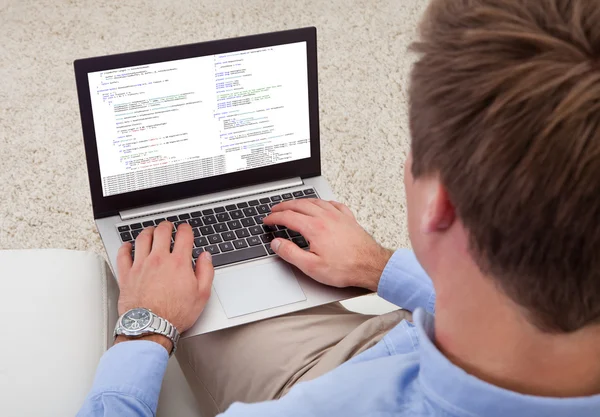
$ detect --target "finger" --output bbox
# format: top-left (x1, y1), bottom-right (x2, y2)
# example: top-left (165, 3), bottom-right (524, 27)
top-left (173, 223), bottom-right (194, 256)
top-left (310, 199), bottom-right (342, 214)
top-left (328, 201), bottom-right (356, 219)
top-left (133, 227), bottom-right (154, 263)
top-left (117, 242), bottom-right (133, 278)
top-left (270, 238), bottom-right (319, 274)
top-left (263, 210), bottom-right (313, 236)
top-left (269, 199), bottom-right (324, 217)
top-left (152, 221), bottom-right (173, 254)
top-left (195, 251), bottom-right (215, 297)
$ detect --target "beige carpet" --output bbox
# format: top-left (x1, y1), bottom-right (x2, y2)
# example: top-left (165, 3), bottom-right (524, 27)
top-left (0, 0), bottom-right (425, 257)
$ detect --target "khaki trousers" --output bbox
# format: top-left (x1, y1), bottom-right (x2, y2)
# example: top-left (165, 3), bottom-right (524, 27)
top-left (176, 302), bottom-right (411, 417)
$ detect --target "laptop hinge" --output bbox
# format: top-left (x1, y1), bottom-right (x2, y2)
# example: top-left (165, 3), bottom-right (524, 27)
top-left (119, 177), bottom-right (304, 221)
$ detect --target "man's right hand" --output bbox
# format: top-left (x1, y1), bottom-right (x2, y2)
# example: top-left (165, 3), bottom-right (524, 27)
top-left (263, 199), bottom-right (393, 291)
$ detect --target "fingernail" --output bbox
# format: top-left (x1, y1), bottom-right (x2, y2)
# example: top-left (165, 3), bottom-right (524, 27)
top-left (271, 239), bottom-right (281, 252)
top-left (203, 251), bottom-right (212, 261)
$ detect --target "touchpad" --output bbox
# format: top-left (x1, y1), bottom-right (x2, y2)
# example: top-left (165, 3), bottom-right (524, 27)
top-left (213, 259), bottom-right (307, 318)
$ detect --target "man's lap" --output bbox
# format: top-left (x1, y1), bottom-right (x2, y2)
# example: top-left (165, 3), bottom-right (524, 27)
top-left (176, 302), bottom-right (410, 417)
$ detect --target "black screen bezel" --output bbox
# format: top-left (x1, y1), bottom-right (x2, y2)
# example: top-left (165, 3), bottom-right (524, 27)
top-left (74, 27), bottom-right (320, 218)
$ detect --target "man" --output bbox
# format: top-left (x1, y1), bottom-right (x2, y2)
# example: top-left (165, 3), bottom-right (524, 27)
top-left (78, 0), bottom-right (600, 415)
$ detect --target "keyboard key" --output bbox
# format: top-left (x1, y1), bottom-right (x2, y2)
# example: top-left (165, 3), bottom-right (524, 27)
top-left (219, 242), bottom-right (235, 252)
top-left (202, 209), bottom-right (214, 215)
top-left (247, 236), bottom-right (262, 246)
top-left (265, 244), bottom-right (275, 255)
top-left (172, 232), bottom-right (176, 241)
top-left (235, 228), bottom-right (250, 238)
top-left (288, 229), bottom-right (301, 237)
top-left (166, 216), bottom-right (179, 222)
top-left (230, 209), bottom-right (244, 219)
top-left (205, 245), bottom-right (221, 255)
top-left (120, 231), bottom-right (133, 241)
top-left (130, 223), bottom-right (143, 230)
top-left (257, 205), bottom-right (270, 214)
top-left (241, 217), bottom-right (255, 227)
top-left (189, 218), bottom-right (203, 227)
top-left (190, 211), bottom-right (202, 218)
top-left (260, 233), bottom-right (275, 243)
top-left (233, 239), bottom-right (248, 249)
top-left (193, 228), bottom-right (200, 237)
top-left (303, 189), bottom-right (316, 195)
top-left (216, 213), bottom-right (231, 222)
top-left (263, 225), bottom-right (277, 233)
top-left (295, 196), bottom-right (311, 199)
top-left (237, 202), bottom-right (249, 208)
top-left (270, 195), bottom-right (282, 202)
top-left (273, 230), bottom-right (288, 239)
top-left (292, 236), bottom-right (309, 248)
top-left (214, 223), bottom-right (228, 233)
top-left (243, 207), bottom-right (258, 217)
top-left (269, 203), bottom-right (277, 208)
top-left (194, 237), bottom-right (208, 247)
top-left (225, 204), bottom-right (237, 211)
top-left (211, 245), bottom-right (267, 267)
top-left (277, 225), bottom-right (287, 230)
top-left (249, 226), bottom-right (263, 235)
top-left (221, 231), bottom-right (236, 241)
top-left (154, 218), bottom-right (166, 225)
top-left (179, 213), bottom-right (191, 220)
top-left (227, 220), bottom-right (242, 230)
top-left (118, 225), bottom-right (130, 232)
top-left (282, 193), bottom-right (293, 200)
top-left (132, 230), bottom-right (142, 238)
top-left (214, 206), bottom-right (226, 213)
top-left (254, 215), bottom-right (266, 224)
top-left (259, 197), bottom-right (270, 204)
top-left (192, 248), bottom-right (204, 258)
top-left (203, 215), bottom-right (217, 225)
top-left (200, 226), bottom-right (214, 235)
top-left (208, 234), bottom-right (223, 244)
top-left (293, 191), bottom-right (304, 197)
top-left (248, 200), bottom-right (259, 206)
top-left (174, 221), bottom-right (186, 229)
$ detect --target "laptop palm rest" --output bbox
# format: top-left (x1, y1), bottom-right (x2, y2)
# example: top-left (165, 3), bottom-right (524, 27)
top-left (213, 258), bottom-right (307, 318)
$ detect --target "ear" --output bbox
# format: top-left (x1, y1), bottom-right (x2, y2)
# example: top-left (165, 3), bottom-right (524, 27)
top-left (420, 183), bottom-right (455, 234)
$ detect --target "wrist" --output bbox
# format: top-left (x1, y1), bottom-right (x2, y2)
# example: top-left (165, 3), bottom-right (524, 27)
top-left (356, 246), bottom-right (394, 292)
top-left (114, 334), bottom-right (174, 355)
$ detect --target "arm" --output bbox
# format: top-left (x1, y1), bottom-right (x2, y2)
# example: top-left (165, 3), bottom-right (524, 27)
top-left (377, 249), bottom-right (435, 314)
top-left (263, 199), bottom-right (435, 314)
top-left (77, 221), bottom-right (215, 416)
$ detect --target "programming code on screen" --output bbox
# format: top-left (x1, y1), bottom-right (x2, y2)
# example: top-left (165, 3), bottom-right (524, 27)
top-left (88, 42), bottom-right (311, 197)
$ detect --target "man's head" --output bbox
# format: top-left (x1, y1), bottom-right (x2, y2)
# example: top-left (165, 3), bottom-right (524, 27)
top-left (405, 0), bottom-right (600, 332)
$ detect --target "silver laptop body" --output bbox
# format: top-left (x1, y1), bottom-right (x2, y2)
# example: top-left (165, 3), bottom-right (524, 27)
top-left (74, 27), bottom-right (366, 337)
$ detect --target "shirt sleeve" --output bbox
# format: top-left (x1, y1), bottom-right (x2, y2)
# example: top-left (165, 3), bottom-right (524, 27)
top-left (77, 341), bottom-right (169, 417)
top-left (377, 249), bottom-right (436, 314)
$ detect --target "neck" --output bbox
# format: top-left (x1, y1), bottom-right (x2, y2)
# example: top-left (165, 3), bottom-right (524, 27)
top-left (432, 261), bottom-right (600, 398)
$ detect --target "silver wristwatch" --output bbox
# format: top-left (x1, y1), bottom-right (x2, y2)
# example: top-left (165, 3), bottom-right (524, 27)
top-left (114, 308), bottom-right (180, 356)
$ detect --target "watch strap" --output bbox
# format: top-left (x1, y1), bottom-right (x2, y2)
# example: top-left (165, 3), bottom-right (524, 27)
top-left (149, 314), bottom-right (180, 355)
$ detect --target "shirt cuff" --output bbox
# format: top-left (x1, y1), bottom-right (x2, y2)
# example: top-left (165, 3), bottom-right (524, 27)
top-left (377, 249), bottom-right (436, 314)
top-left (87, 340), bottom-right (169, 413)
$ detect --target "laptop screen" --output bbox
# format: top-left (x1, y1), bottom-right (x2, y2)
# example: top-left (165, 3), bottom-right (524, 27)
top-left (88, 41), bottom-right (310, 197)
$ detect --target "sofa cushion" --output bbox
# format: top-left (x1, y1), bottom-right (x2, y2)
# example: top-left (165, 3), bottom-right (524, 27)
top-left (0, 250), bottom-right (118, 417)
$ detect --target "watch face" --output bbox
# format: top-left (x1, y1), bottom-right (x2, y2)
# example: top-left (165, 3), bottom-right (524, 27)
top-left (122, 308), bottom-right (152, 331)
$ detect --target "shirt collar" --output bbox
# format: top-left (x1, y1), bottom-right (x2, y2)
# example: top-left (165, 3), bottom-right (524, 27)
top-left (414, 308), bottom-right (600, 417)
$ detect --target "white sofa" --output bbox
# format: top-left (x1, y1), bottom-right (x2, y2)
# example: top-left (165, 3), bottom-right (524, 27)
top-left (0, 249), bottom-right (398, 417)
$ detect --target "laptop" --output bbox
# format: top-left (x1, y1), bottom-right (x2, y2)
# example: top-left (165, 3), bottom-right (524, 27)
top-left (74, 27), bottom-right (367, 337)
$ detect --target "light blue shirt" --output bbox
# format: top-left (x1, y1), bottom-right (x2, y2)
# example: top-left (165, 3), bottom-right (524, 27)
top-left (77, 249), bottom-right (600, 416)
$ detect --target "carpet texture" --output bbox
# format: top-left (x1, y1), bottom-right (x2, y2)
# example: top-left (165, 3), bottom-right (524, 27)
top-left (0, 0), bottom-right (426, 256)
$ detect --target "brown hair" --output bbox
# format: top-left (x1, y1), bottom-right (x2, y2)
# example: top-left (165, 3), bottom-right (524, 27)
top-left (409, 0), bottom-right (600, 332)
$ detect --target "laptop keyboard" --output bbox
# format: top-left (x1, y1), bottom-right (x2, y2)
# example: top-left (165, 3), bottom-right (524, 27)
top-left (116, 188), bottom-right (317, 268)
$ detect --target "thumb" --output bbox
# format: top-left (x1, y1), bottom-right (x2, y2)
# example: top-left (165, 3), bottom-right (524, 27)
top-left (271, 238), bottom-right (317, 272)
top-left (195, 251), bottom-right (215, 297)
